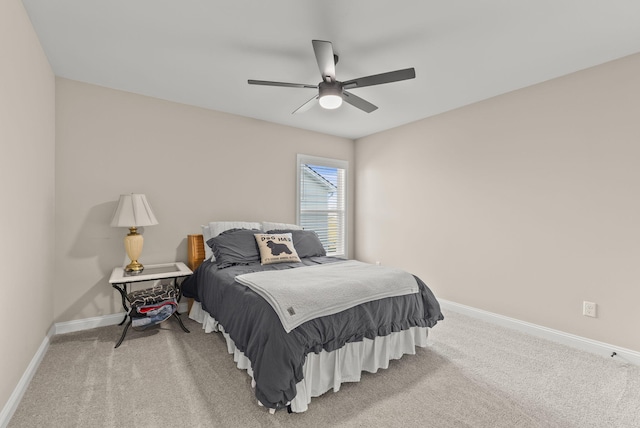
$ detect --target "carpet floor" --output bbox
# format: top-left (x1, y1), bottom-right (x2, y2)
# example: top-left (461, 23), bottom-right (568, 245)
top-left (8, 310), bottom-right (640, 427)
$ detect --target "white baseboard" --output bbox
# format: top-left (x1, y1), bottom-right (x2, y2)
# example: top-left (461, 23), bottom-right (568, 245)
top-left (439, 299), bottom-right (640, 366)
top-left (54, 312), bottom-right (126, 334)
top-left (54, 301), bottom-right (189, 334)
top-left (0, 325), bottom-right (55, 428)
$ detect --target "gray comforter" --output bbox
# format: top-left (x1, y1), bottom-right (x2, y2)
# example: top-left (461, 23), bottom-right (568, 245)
top-left (181, 256), bottom-right (443, 410)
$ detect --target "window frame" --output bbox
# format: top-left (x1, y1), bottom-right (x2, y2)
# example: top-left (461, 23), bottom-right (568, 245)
top-left (296, 154), bottom-right (348, 258)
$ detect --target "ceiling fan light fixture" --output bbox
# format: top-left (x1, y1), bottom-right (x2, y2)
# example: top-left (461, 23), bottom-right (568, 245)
top-left (318, 81), bottom-right (343, 109)
top-left (319, 94), bottom-right (342, 109)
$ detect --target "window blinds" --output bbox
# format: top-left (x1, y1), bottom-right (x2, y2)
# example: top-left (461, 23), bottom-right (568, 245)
top-left (298, 161), bottom-right (346, 257)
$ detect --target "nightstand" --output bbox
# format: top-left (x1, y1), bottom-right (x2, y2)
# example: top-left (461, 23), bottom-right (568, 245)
top-left (109, 262), bottom-right (192, 348)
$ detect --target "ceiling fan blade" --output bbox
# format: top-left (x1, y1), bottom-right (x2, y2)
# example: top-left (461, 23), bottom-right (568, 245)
top-left (342, 67), bottom-right (416, 90)
top-left (292, 95), bottom-right (318, 114)
top-left (342, 91), bottom-right (378, 113)
top-left (312, 40), bottom-right (336, 82)
top-left (248, 79), bottom-right (317, 89)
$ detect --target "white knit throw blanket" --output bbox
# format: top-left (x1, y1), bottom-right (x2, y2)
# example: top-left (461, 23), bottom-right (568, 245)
top-left (235, 260), bottom-right (418, 333)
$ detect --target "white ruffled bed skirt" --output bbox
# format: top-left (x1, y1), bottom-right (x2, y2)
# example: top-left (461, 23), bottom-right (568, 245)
top-left (189, 302), bottom-right (429, 413)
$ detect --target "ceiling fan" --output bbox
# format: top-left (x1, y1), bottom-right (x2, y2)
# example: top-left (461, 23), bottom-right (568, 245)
top-left (248, 40), bottom-right (416, 114)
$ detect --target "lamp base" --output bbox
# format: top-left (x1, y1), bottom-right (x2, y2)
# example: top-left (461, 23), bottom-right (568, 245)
top-left (125, 260), bottom-right (144, 273)
top-left (124, 227), bottom-right (145, 274)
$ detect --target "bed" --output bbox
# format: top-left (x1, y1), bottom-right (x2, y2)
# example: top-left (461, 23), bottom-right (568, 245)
top-left (182, 222), bottom-right (443, 413)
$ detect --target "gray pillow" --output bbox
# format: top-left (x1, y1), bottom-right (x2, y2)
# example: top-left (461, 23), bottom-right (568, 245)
top-left (207, 228), bottom-right (261, 268)
top-left (266, 229), bottom-right (326, 258)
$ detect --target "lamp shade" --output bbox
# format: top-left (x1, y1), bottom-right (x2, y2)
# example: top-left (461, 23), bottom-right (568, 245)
top-left (110, 194), bottom-right (158, 228)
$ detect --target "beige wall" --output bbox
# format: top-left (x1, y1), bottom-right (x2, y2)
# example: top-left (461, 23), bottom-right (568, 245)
top-left (54, 78), bottom-right (354, 322)
top-left (3, 0), bottom-right (639, 416)
top-left (355, 53), bottom-right (640, 352)
top-left (0, 0), bottom-right (55, 415)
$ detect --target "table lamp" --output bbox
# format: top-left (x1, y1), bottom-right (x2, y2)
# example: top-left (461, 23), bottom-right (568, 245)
top-left (110, 193), bottom-right (158, 273)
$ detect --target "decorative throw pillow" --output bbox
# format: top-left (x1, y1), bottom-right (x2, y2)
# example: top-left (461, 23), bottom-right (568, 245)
top-left (254, 233), bottom-right (301, 265)
top-left (208, 228), bottom-right (261, 268)
top-left (266, 229), bottom-right (326, 258)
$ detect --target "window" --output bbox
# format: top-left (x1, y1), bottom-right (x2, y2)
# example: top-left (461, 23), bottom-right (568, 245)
top-left (297, 154), bottom-right (348, 258)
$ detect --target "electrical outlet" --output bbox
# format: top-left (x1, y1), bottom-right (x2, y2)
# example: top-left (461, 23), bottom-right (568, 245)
top-left (583, 301), bottom-right (597, 318)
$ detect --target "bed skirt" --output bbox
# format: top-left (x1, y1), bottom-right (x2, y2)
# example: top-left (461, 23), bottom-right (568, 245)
top-left (189, 302), bottom-right (429, 413)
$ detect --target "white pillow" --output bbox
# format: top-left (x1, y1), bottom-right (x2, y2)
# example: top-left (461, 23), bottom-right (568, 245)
top-left (203, 221), bottom-right (262, 261)
top-left (261, 221), bottom-right (303, 231)
top-left (201, 224), bottom-right (214, 260)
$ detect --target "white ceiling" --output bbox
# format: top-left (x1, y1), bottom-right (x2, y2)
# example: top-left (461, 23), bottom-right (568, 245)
top-left (22, 0), bottom-right (640, 139)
